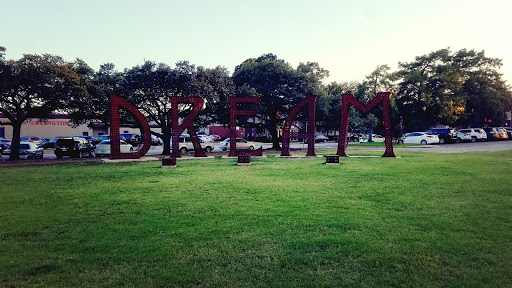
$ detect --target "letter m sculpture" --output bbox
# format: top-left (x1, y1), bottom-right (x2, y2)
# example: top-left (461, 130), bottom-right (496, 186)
top-left (337, 92), bottom-right (395, 157)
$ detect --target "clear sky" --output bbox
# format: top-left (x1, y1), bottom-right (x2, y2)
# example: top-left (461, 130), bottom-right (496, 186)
top-left (2, 0), bottom-right (511, 84)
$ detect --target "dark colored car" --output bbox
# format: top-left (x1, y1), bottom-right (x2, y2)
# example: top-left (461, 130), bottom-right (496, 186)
top-left (54, 137), bottom-right (95, 159)
top-left (120, 133), bottom-right (141, 146)
top-left (43, 138), bottom-right (57, 148)
top-left (0, 139), bottom-right (12, 153)
top-left (482, 127), bottom-right (499, 141)
top-left (425, 128), bottom-right (457, 144)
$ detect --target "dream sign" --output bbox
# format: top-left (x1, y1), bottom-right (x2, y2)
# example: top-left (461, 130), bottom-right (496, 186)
top-left (108, 92), bottom-right (395, 160)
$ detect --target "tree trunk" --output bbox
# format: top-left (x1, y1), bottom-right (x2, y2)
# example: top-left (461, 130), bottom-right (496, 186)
top-left (368, 114), bottom-right (374, 142)
top-left (269, 124), bottom-right (280, 149)
top-left (9, 122), bottom-right (22, 160)
top-left (162, 129), bottom-right (171, 155)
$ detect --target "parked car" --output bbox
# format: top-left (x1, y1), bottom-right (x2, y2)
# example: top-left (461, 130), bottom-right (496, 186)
top-left (1, 142), bottom-right (44, 160)
top-left (347, 132), bottom-right (362, 142)
top-left (219, 138), bottom-right (256, 151)
top-left (0, 139), bottom-right (12, 152)
top-left (93, 135), bottom-right (111, 146)
top-left (209, 134), bottom-right (221, 141)
top-left (425, 128), bottom-right (457, 144)
top-left (43, 138), bottom-right (57, 148)
top-left (20, 136), bottom-right (44, 147)
top-left (455, 130), bottom-right (471, 143)
top-left (304, 135), bottom-right (329, 143)
top-left (402, 132), bottom-right (439, 145)
top-left (359, 134), bottom-right (385, 143)
top-left (457, 128), bottom-right (487, 142)
top-left (496, 127), bottom-right (509, 140)
top-left (172, 135), bottom-right (214, 153)
top-left (315, 135), bottom-right (329, 143)
top-left (79, 136), bottom-right (94, 144)
top-left (94, 140), bottom-right (134, 156)
top-left (151, 135), bottom-right (162, 145)
top-left (503, 127), bottom-right (512, 139)
top-left (482, 127), bottom-right (499, 141)
top-left (54, 137), bottom-right (95, 159)
top-left (120, 133), bottom-right (141, 146)
top-left (396, 133), bottom-right (410, 144)
top-left (198, 134), bottom-right (214, 143)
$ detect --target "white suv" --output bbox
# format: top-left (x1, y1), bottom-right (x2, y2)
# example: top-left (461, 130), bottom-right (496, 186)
top-left (458, 128), bottom-right (487, 142)
top-left (172, 135), bottom-right (214, 153)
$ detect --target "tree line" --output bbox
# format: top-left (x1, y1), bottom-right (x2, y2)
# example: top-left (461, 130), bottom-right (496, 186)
top-left (1, 46), bottom-right (511, 159)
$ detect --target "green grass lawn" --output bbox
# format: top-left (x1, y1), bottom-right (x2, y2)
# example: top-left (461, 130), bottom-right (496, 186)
top-left (1, 150), bottom-right (511, 287)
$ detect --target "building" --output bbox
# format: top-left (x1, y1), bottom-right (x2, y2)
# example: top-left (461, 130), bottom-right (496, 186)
top-left (0, 114), bottom-right (162, 140)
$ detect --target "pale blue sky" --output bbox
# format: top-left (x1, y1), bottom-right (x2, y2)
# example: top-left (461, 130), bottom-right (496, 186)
top-left (2, 0), bottom-right (511, 84)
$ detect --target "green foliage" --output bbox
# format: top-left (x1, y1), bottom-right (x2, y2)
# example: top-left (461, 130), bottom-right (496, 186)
top-left (1, 151), bottom-right (512, 286)
top-left (396, 48), bottom-right (512, 131)
top-left (232, 54), bottom-right (328, 148)
top-left (317, 81), bottom-right (359, 134)
top-left (119, 60), bottom-right (234, 154)
top-left (0, 52), bottom-right (82, 159)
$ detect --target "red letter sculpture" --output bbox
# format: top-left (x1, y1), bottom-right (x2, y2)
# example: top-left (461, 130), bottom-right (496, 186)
top-left (338, 92), bottom-right (395, 157)
top-left (229, 97), bottom-right (263, 157)
top-left (280, 96), bottom-right (317, 157)
top-left (171, 97), bottom-right (206, 158)
top-left (109, 95), bottom-right (151, 159)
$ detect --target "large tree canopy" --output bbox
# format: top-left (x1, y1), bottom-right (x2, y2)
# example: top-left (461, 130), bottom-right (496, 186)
top-left (232, 54), bottom-right (328, 148)
top-left (120, 61), bottom-right (233, 154)
top-left (395, 48), bottom-right (512, 131)
top-left (0, 51), bottom-right (81, 160)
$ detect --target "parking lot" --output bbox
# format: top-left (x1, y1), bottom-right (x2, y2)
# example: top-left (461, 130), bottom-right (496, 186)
top-left (24, 139), bottom-right (511, 160)
top-left (2, 138), bottom-right (512, 164)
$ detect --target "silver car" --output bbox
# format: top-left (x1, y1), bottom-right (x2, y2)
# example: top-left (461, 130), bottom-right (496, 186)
top-left (1, 142), bottom-right (44, 160)
top-left (219, 138), bottom-right (257, 151)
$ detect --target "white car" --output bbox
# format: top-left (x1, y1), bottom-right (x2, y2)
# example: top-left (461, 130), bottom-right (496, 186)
top-left (456, 130), bottom-right (472, 143)
top-left (198, 135), bottom-right (214, 143)
top-left (171, 135), bottom-right (214, 153)
top-left (219, 138), bottom-right (257, 151)
top-left (402, 132), bottom-right (439, 145)
top-left (94, 140), bottom-right (134, 156)
top-left (457, 128), bottom-right (487, 142)
top-left (359, 134), bottom-right (385, 143)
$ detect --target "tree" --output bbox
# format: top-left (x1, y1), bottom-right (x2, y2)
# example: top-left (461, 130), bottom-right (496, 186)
top-left (395, 48), bottom-right (511, 131)
top-left (66, 61), bottom-right (122, 127)
top-left (453, 50), bottom-right (512, 127)
top-left (232, 54), bottom-right (328, 149)
top-left (317, 81), bottom-right (359, 136)
top-left (120, 61), bottom-right (233, 155)
top-left (355, 65), bottom-right (397, 141)
top-left (0, 51), bottom-right (81, 160)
